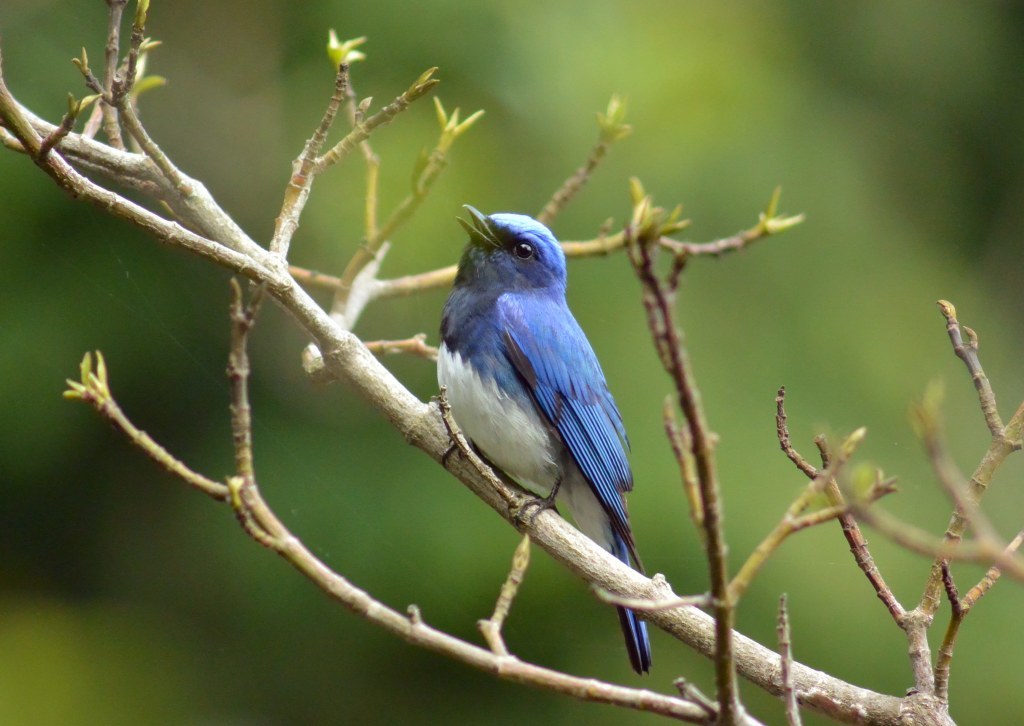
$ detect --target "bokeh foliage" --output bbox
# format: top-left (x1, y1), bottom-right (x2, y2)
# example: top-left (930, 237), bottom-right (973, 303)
top-left (1, 1), bottom-right (1022, 724)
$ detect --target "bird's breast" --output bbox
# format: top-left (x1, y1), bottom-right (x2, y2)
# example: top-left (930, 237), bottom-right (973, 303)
top-left (437, 343), bottom-right (560, 496)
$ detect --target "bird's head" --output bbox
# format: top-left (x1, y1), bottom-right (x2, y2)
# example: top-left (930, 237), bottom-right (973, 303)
top-left (453, 206), bottom-right (567, 293)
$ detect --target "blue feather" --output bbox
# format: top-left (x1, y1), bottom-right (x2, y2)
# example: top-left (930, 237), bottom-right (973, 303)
top-left (498, 294), bottom-right (640, 564)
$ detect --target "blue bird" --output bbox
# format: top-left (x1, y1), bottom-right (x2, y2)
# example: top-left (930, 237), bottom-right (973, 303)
top-left (438, 206), bottom-right (652, 674)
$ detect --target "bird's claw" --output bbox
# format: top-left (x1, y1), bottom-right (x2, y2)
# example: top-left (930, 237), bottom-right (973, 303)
top-left (440, 441), bottom-right (460, 467)
top-left (514, 489), bottom-right (560, 527)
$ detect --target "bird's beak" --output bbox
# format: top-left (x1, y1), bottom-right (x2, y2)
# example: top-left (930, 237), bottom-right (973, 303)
top-left (457, 205), bottom-right (499, 248)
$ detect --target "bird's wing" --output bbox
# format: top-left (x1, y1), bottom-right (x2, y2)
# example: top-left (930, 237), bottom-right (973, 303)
top-left (497, 294), bottom-right (636, 555)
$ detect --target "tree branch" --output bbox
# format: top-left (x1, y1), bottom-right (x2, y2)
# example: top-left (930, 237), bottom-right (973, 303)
top-left (917, 303), bottom-right (1024, 618)
top-left (625, 189), bottom-right (740, 722)
top-left (777, 594), bottom-right (802, 726)
top-left (536, 95), bottom-right (631, 225)
top-left (776, 392), bottom-right (907, 625)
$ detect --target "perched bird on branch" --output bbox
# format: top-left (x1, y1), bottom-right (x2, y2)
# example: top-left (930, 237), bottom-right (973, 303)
top-left (439, 206), bottom-right (651, 674)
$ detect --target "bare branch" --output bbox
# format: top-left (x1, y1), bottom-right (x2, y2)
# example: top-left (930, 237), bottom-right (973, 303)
top-left (777, 595), bottom-right (802, 726)
top-left (313, 67), bottom-right (439, 173)
top-left (288, 265), bottom-right (345, 291)
top-left (776, 391), bottom-right (907, 626)
top-left (730, 428), bottom-right (880, 602)
top-left (775, 387), bottom-right (817, 479)
top-left (364, 334), bottom-right (439, 361)
top-left (38, 93), bottom-right (99, 159)
top-left (912, 387), bottom-right (1000, 543)
top-left (664, 396), bottom-right (703, 539)
top-left (660, 187), bottom-right (804, 264)
top-left (537, 95), bottom-right (631, 225)
top-left (626, 189), bottom-right (739, 722)
top-left (0, 100), bottom-right (255, 252)
top-left (847, 491), bottom-right (1024, 581)
top-left (594, 587), bottom-right (711, 612)
top-left (962, 529), bottom-right (1024, 612)
top-left (291, 211), bottom-right (793, 302)
top-left (937, 300), bottom-right (1003, 436)
top-left (227, 279), bottom-right (266, 481)
top-left (934, 530), bottom-right (1024, 702)
top-left (271, 62), bottom-right (351, 258)
top-left (674, 679), bottom-right (718, 721)
top-left (917, 304), bottom-right (1024, 617)
top-left (479, 534), bottom-right (532, 657)
top-left (63, 351), bottom-right (227, 501)
top-left (323, 98), bottom-right (480, 333)
top-left (100, 0), bottom-right (128, 148)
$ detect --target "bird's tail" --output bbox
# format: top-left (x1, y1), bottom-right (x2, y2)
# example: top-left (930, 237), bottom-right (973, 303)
top-left (612, 533), bottom-right (652, 674)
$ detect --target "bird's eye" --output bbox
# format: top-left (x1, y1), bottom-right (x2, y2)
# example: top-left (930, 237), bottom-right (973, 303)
top-left (513, 242), bottom-right (534, 260)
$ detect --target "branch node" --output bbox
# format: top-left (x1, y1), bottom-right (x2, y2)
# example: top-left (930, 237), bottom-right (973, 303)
top-left (406, 604), bottom-right (423, 625)
top-left (672, 678), bottom-right (718, 719)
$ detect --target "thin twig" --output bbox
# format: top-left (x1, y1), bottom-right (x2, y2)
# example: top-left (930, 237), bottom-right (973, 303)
top-left (100, 0), bottom-right (127, 148)
top-left (478, 534), bottom-right (532, 656)
top-left (110, 0), bottom-right (146, 105)
top-left (775, 387), bottom-right (817, 479)
top-left (288, 215), bottom-right (794, 300)
top-left (537, 95), bottom-right (631, 225)
top-left (364, 334), bottom-right (438, 360)
top-left (673, 679), bottom-right (718, 720)
top-left (327, 34), bottom-right (379, 238)
top-left (777, 396), bottom-right (906, 625)
top-left (932, 613), bottom-right (960, 703)
top-left (341, 68), bottom-right (379, 166)
top-left (109, 8), bottom-right (192, 197)
top-left (626, 207), bottom-right (739, 721)
top-left (38, 95), bottom-right (91, 159)
top-left (63, 351), bottom-right (227, 501)
top-left (270, 63), bottom-right (351, 258)
top-left (437, 387), bottom-right (518, 509)
top-left (664, 396), bottom-right (703, 538)
top-left (339, 71), bottom-right (381, 238)
top-left (777, 594), bottom-right (802, 726)
top-left (937, 300), bottom-right (1003, 436)
top-left (939, 561), bottom-right (961, 619)
top-left (224, 277), bottom-right (276, 547)
top-left (934, 530), bottom-right (1024, 702)
top-left (313, 67), bottom-right (439, 173)
top-left (227, 278), bottom-right (266, 481)
top-left (593, 588), bottom-right (711, 612)
top-left (730, 428), bottom-right (882, 602)
top-left (846, 490), bottom-right (1024, 581)
top-left (363, 150), bottom-right (380, 239)
top-left (912, 389), bottom-right (1000, 544)
top-left (661, 186), bottom-right (804, 263)
top-left (331, 97), bottom-right (483, 323)
top-left (962, 529), bottom-right (1024, 611)
top-left (917, 304), bottom-right (1024, 617)
top-left (288, 265), bottom-right (345, 290)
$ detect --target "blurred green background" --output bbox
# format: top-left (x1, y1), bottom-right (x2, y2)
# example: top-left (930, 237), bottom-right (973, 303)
top-left (2, 1), bottom-right (1022, 724)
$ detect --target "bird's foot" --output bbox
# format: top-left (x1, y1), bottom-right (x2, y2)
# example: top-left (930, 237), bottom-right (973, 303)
top-left (514, 481), bottom-right (561, 526)
top-left (440, 442), bottom-right (460, 467)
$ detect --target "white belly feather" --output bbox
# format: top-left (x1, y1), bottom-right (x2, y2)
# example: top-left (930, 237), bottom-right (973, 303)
top-left (438, 344), bottom-right (559, 495)
top-left (437, 343), bottom-right (615, 551)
